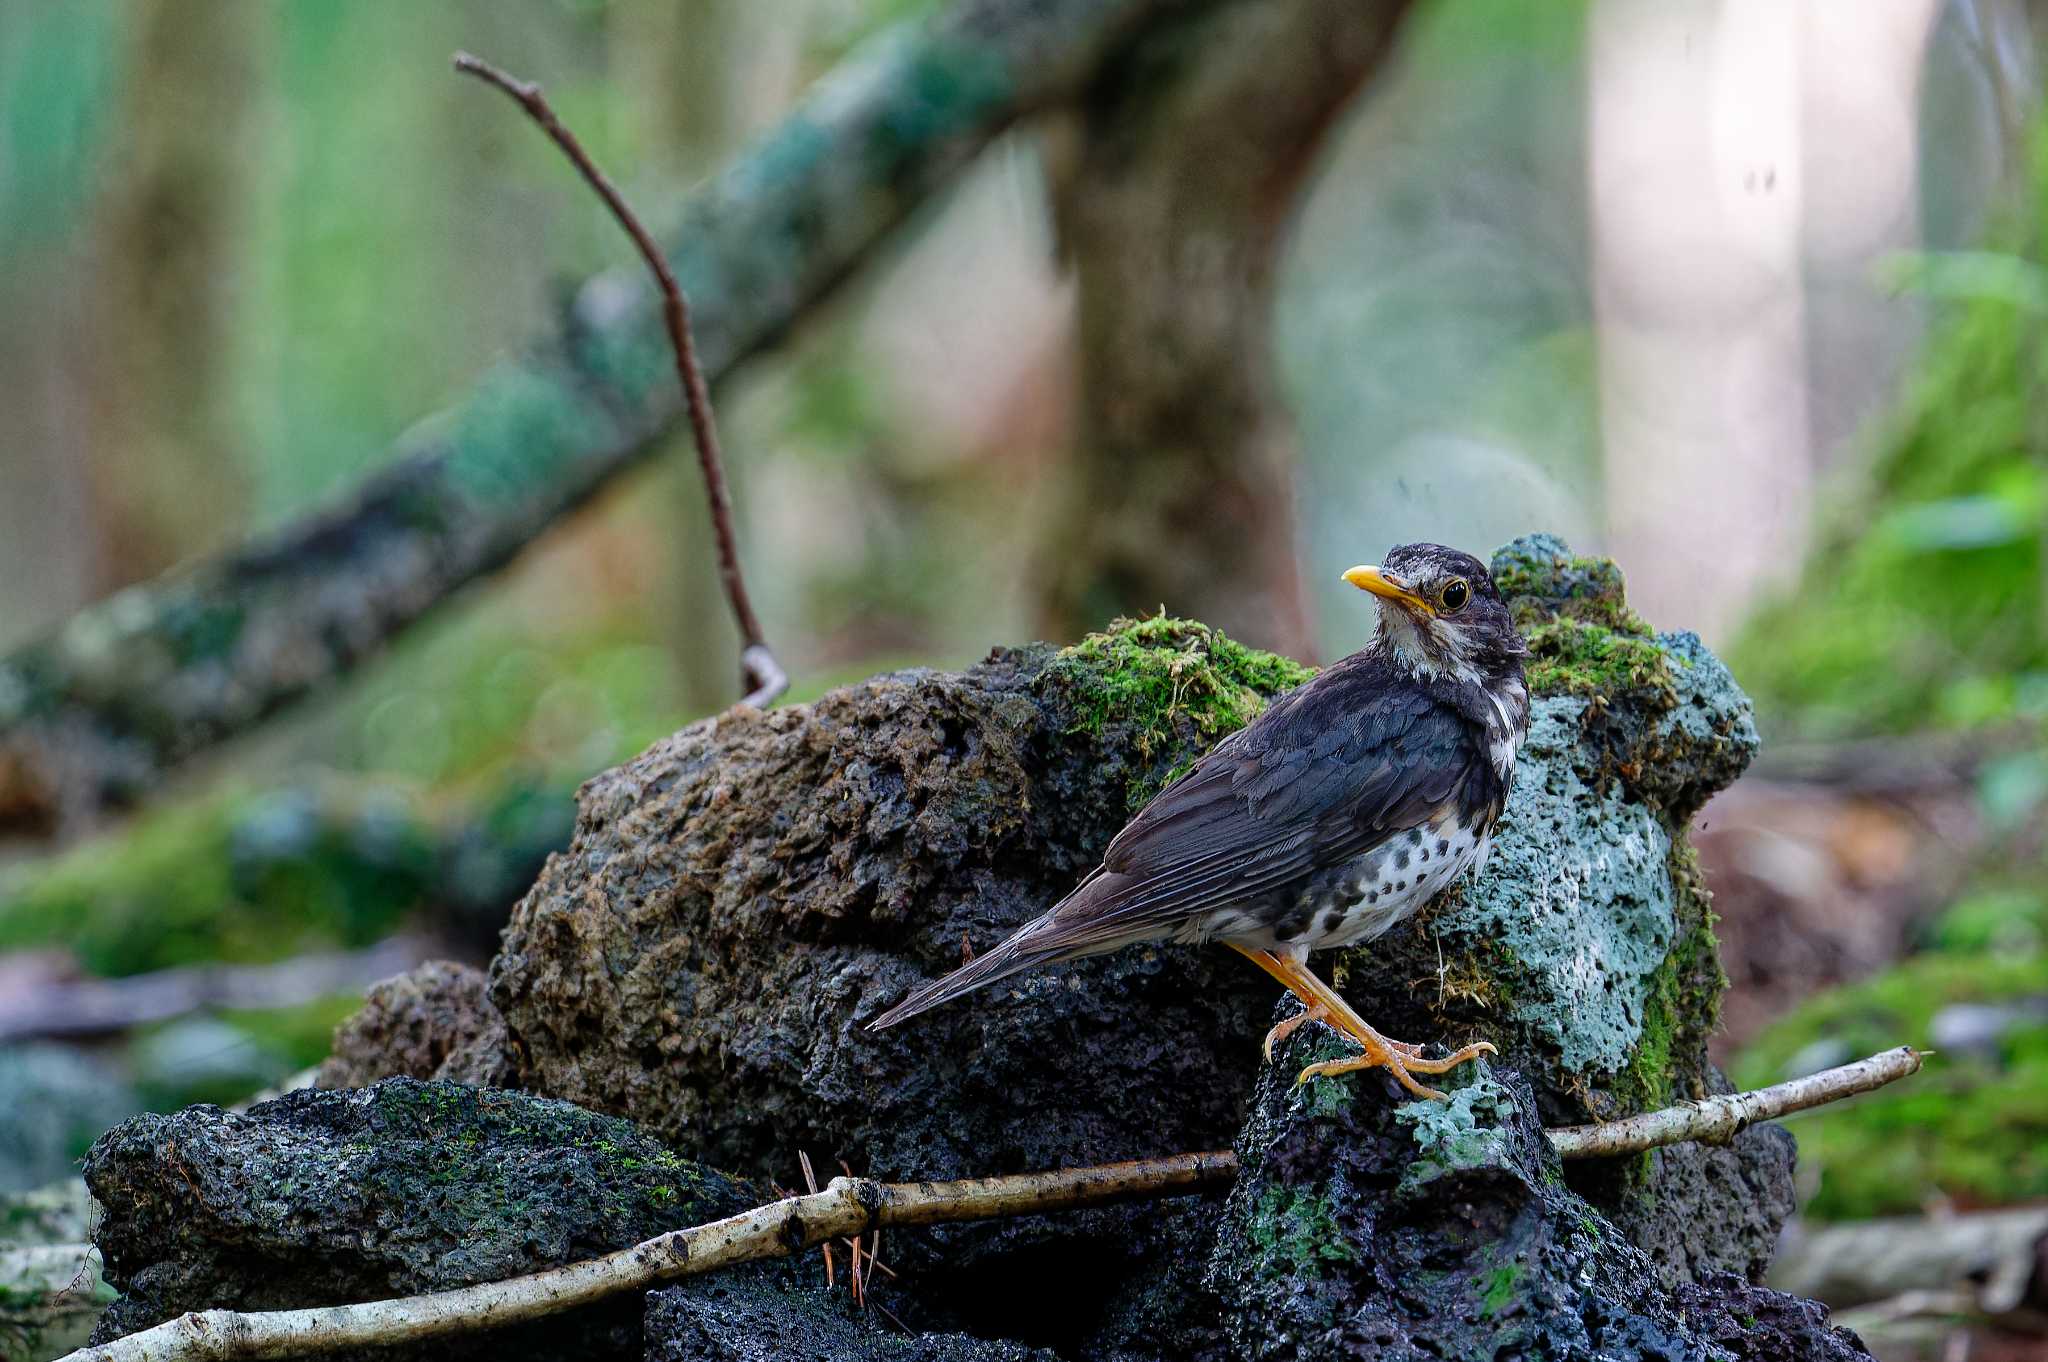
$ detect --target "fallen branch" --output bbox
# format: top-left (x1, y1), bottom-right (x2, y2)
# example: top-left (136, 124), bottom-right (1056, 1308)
top-left (60, 1151), bottom-right (1232, 1362)
top-left (1543, 1046), bottom-right (1924, 1160)
top-left (454, 53), bottom-right (783, 708)
top-left (0, 937), bottom-right (430, 1044)
top-left (63, 1049), bottom-right (1923, 1359)
top-left (1771, 1205), bottom-right (2048, 1319)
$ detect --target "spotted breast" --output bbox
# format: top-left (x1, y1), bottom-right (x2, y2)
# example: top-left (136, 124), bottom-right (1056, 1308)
top-left (1169, 669), bottom-right (1526, 956)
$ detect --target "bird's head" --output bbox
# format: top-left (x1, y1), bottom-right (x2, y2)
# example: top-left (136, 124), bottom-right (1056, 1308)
top-left (1345, 543), bottom-right (1527, 686)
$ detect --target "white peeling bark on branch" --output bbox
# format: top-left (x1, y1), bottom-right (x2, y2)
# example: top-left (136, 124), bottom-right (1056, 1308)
top-left (59, 1152), bottom-right (1233, 1362)
top-left (1543, 1046), bottom-right (1924, 1160)
top-left (62, 1049), bottom-right (1923, 1362)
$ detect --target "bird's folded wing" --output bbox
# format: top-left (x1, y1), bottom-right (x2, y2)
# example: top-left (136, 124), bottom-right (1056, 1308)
top-left (1039, 661), bottom-right (1482, 949)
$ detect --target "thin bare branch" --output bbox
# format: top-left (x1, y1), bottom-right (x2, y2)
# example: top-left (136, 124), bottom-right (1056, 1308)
top-left (453, 51), bottom-right (785, 707)
top-left (62, 1152), bottom-right (1232, 1362)
top-left (1544, 1046), bottom-right (1924, 1160)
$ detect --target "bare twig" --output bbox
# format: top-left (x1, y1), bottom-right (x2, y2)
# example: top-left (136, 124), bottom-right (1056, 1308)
top-left (61, 1152), bottom-right (1232, 1362)
top-left (453, 52), bottom-right (786, 707)
top-left (796, 1151), bottom-right (834, 1288)
top-left (1544, 1046), bottom-right (1925, 1160)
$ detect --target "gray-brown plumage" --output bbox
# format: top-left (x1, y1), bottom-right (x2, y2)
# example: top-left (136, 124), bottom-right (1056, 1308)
top-left (869, 543), bottom-right (1530, 1099)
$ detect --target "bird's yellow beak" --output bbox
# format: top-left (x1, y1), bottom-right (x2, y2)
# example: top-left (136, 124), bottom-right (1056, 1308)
top-left (1344, 564), bottom-right (1435, 615)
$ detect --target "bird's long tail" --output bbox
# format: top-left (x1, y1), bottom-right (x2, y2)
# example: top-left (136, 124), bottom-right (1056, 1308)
top-left (867, 914), bottom-right (1076, 1030)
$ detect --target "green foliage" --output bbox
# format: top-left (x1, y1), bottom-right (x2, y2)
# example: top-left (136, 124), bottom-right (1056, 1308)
top-left (330, 613), bottom-right (683, 795)
top-left (1734, 911), bottom-right (2048, 1220)
top-left (1730, 125), bottom-right (2048, 739)
top-left (0, 784), bottom-right (429, 976)
top-left (1721, 120), bottom-right (2048, 1225)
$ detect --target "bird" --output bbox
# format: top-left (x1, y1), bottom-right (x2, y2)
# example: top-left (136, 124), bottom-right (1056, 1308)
top-left (869, 543), bottom-right (1531, 1101)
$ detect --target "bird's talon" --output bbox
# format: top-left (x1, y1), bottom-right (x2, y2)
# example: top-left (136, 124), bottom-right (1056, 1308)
top-left (1262, 1003), bottom-right (1330, 1062)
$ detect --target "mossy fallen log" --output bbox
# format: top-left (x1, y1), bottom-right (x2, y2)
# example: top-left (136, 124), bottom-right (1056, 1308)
top-left (0, 0), bottom-right (1193, 838)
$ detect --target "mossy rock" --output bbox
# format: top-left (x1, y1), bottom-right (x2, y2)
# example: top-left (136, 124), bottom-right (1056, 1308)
top-left (1207, 1045), bottom-right (1868, 1360)
top-left (1321, 535), bottom-right (1779, 1283)
top-left (486, 621), bottom-right (1298, 1341)
top-left (85, 1079), bottom-right (759, 1360)
top-left (467, 535), bottom-right (1791, 1310)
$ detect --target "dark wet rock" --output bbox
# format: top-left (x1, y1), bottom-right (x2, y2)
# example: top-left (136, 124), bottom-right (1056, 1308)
top-left (1599, 1118), bottom-right (1799, 1288)
top-left (317, 958), bottom-right (514, 1089)
top-left (645, 1267), bottom-right (1061, 1361)
top-left (1207, 1043), bottom-right (1868, 1361)
top-left (1070, 1197), bottom-right (1231, 1362)
top-left (290, 535), bottom-right (1799, 1328)
top-left (85, 1078), bottom-right (756, 1359)
top-left (490, 622), bottom-right (1298, 1296)
top-left (1671, 1273), bottom-right (1877, 1362)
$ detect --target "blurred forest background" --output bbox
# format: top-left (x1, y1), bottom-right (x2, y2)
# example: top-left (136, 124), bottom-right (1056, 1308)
top-left (2, 1), bottom-right (2047, 1357)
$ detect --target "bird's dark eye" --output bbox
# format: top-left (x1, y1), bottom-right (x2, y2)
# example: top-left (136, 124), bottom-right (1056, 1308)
top-left (1440, 579), bottom-right (1470, 613)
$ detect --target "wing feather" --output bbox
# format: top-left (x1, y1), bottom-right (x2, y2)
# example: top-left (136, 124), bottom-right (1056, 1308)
top-left (1033, 652), bottom-right (1486, 950)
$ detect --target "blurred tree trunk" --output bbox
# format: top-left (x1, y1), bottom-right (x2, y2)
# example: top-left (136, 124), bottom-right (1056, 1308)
top-left (86, 0), bottom-right (263, 586)
top-left (1039, 0), bottom-right (1418, 659)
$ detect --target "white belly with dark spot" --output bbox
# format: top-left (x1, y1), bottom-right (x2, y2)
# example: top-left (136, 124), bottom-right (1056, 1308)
top-left (1185, 817), bottom-right (1487, 953)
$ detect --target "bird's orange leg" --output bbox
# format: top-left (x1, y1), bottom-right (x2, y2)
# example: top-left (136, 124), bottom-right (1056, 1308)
top-left (1228, 944), bottom-right (1495, 1102)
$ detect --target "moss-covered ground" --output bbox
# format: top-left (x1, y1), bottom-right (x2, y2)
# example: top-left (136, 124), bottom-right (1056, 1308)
top-left (1734, 886), bottom-right (2048, 1220)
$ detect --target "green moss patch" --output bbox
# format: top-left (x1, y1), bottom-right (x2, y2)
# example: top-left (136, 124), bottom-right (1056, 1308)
top-left (1610, 845), bottom-right (1724, 1117)
top-left (1491, 535), bottom-right (1676, 706)
top-left (1246, 1183), bottom-right (1359, 1277)
top-left (1041, 616), bottom-right (1314, 805)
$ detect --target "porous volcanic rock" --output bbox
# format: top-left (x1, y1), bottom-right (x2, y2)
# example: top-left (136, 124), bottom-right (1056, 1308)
top-left (486, 536), bottom-right (1789, 1294)
top-left (491, 616), bottom-right (1300, 1317)
top-left (646, 1267), bottom-right (1063, 1361)
top-left (1206, 1034), bottom-right (1870, 1361)
top-left (85, 1079), bottom-right (756, 1359)
top-left (317, 958), bottom-right (514, 1089)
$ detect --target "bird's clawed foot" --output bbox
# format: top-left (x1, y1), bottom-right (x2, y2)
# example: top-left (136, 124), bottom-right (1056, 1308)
top-left (1263, 1003), bottom-right (1330, 1061)
top-left (1295, 1037), bottom-right (1497, 1103)
top-left (1229, 944), bottom-right (1495, 1102)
